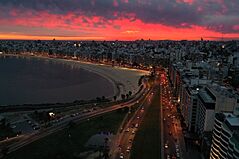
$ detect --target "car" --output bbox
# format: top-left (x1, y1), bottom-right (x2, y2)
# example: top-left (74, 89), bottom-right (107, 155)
top-left (33, 126), bottom-right (40, 130)
top-left (125, 128), bottom-right (130, 132)
top-left (176, 152), bottom-right (180, 158)
top-left (31, 123), bottom-right (37, 127)
top-left (169, 131), bottom-right (172, 135)
top-left (137, 116), bottom-right (140, 119)
top-left (120, 153), bottom-right (124, 159)
top-left (129, 138), bottom-right (133, 143)
top-left (164, 143), bottom-right (168, 149)
top-left (172, 155), bottom-right (176, 159)
top-left (167, 154), bottom-right (170, 159)
top-left (132, 130), bottom-right (135, 134)
top-left (135, 123), bottom-right (139, 128)
top-left (126, 146), bottom-right (131, 153)
top-left (10, 125), bottom-right (16, 129)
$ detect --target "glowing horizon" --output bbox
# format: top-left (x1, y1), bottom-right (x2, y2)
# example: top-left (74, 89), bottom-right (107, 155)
top-left (0, 0), bottom-right (238, 41)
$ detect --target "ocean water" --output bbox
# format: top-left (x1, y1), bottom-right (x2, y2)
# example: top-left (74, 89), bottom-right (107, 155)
top-left (0, 56), bottom-right (114, 105)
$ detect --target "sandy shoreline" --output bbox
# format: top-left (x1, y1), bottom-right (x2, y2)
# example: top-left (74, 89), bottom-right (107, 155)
top-left (59, 59), bottom-right (148, 98)
top-left (1, 54), bottom-right (149, 100)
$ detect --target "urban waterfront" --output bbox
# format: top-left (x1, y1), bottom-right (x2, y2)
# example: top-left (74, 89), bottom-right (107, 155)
top-left (0, 0), bottom-right (239, 159)
top-left (0, 56), bottom-right (114, 105)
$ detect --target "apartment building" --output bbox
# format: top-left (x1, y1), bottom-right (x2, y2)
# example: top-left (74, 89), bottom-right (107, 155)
top-left (210, 113), bottom-right (239, 159)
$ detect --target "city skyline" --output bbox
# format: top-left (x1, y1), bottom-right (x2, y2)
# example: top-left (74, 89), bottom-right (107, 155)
top-left (0, 0), bottom-right (239, 41)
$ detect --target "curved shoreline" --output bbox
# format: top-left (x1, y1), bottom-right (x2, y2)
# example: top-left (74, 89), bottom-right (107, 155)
top-left (1, 54), bottom-right (149, 102)
top-left (54, 58), bottom-right (119, 99)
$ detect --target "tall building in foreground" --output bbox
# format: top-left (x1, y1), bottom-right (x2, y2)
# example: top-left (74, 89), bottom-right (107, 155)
top-left (196, 87), bottom-right (216, 135)
top-left (210, 113), bottom-right (239, 159)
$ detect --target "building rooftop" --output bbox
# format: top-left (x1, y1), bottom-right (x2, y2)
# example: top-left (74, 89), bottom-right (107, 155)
top-left (198, 88), bottom-right (216, 109)
top-left (199, 90), bottom-right (215, 103)
top-left (227, 117), bottom-right (239, 127)
top-left (210, 84), bottom-right (239, 99)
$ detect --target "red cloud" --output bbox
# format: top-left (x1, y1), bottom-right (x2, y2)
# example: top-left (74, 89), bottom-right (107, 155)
top-left (176, 0), bottom-right (194, 5)
top-left (0, 8), bottom-right (239, 40)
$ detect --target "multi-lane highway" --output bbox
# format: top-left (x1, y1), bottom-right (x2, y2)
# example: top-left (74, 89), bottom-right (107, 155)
top-left (108, 70), bottom-right (186, 159)
top-left (3, 85), bottom-right (150, 156)
top-left (110, 74), bottom-right (162, 159)
top-left (111, 86), bottom-right (155, 159)
top-left (161, 71), bottom-right (186, 159)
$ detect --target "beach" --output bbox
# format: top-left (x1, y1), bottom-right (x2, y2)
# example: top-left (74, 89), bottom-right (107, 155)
top-left (56, 59), bottom-right (149, 98)
top-left (0, 54), bottom-right (149, 105)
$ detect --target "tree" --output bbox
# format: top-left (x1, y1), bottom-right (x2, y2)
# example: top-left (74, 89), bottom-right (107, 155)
top-left (102, 96), bottom-right (106, 101)
top-left (123, 107), bottom-right (129, 112)
top-left (121, 94), bottom-right (125, 100)
top-left (103, 138), bottom-right (109, 159)
top-left (0, 118), bottom-right (6, 128)
top-left (128, 91), bottom-right (132, 96)
top-left (48, 49), bottom-right (53, 55)
top-left (138, 75), bottom-right (144, 86)
top-left (96, 97), bottom-right (101, 102)
top-left (126, 94), bottom-right (129, 99)
top-left (43, 111), bottom-right (51, 122)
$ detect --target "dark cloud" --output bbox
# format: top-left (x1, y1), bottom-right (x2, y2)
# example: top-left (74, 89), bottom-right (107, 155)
top-left (0, 0), bottom-right (238, 33)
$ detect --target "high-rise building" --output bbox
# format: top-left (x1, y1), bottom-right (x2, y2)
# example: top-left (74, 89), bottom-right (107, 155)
top-left (210, 113), bottom-right (239, 159)
top-left (180, 85), bottom-right (199, 132)
top-left (196, 87), bottom-right (216, 135)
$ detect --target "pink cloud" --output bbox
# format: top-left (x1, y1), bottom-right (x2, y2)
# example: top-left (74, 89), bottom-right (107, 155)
top-left (121, 0), bottom-right (129, 3)
top-left (0, 7), bottom-right (239, 40)
top-left (113, 0), bottom-right (119, 7)
top-left (176, 0), bottom-right (194, 5)
top-left (233, 25), bottom-right (239, 31)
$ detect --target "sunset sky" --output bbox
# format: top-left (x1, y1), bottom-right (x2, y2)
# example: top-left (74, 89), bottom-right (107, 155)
top-left (0, 0), bottom-right (238, 40)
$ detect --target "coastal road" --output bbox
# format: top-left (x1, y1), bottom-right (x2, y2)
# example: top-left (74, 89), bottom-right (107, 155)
top-left (3, 85), bottom-right (150, 156)
top-left (112, 80), bottom-right (159, 159)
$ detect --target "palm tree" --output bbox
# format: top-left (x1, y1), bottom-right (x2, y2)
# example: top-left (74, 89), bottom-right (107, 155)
top-left (103, 138), bottom-right (109, 159)
top-left (121, 94), bottom-right (125, 100)
top-left (128, 91), bottom-right (132, 96)
top-left (126, 94), bottom-right (129, 99)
